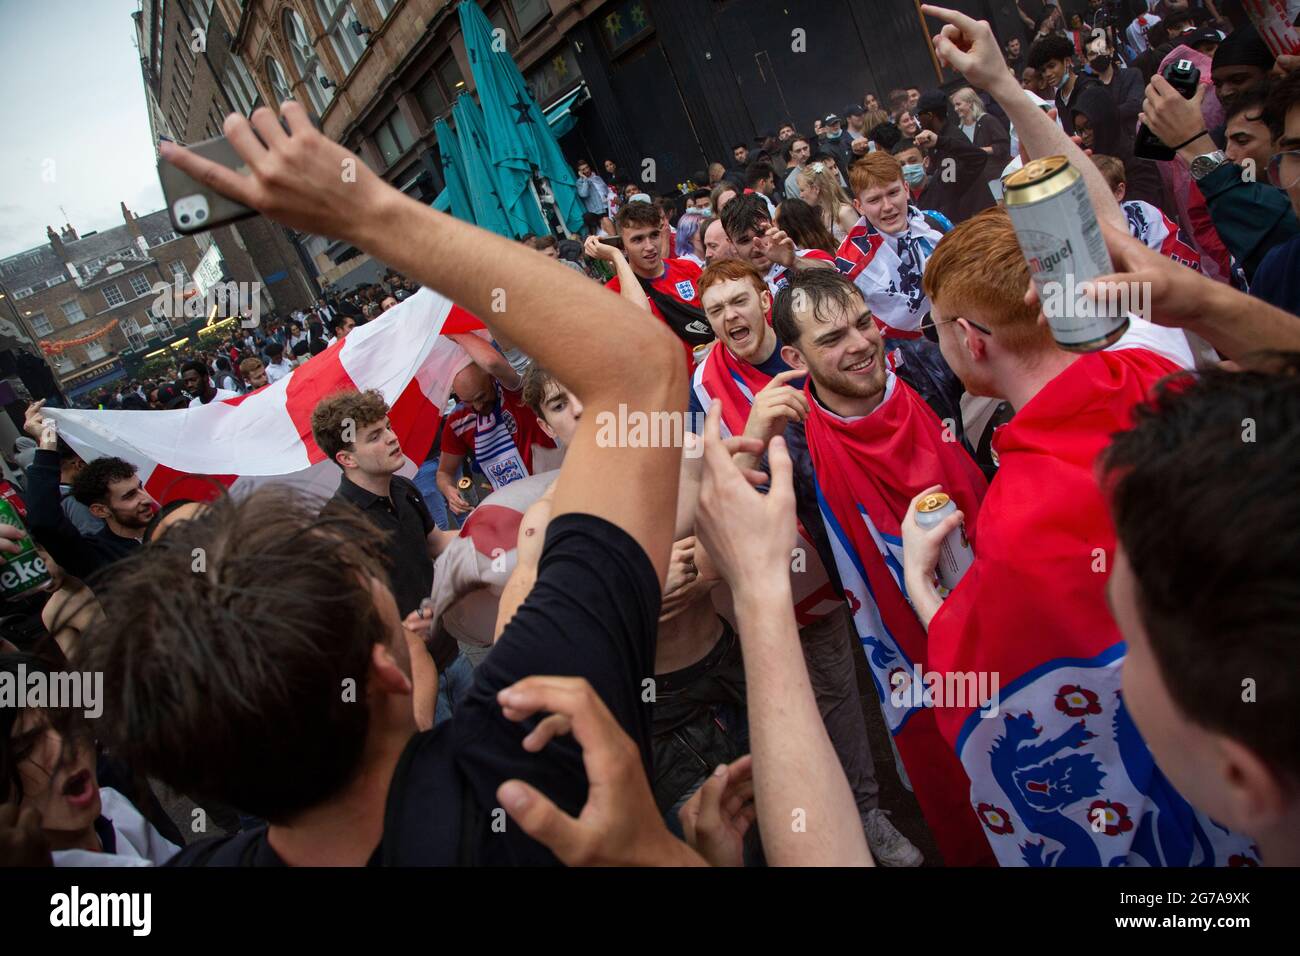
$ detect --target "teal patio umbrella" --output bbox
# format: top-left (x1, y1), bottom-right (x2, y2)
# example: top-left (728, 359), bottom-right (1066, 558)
top-left (458, 0), bottom-right (584, 234)
top-left (451, 92), bottom-right (529, 237)
top-left (432, 116), bottom-right (475, 223)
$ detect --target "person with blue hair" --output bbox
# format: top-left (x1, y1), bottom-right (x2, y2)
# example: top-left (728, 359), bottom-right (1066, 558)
top-left (674, 211), bottom-right (707, 267)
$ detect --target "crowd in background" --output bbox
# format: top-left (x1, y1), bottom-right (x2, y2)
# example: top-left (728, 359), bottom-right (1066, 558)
top-left (2, 0), bottom-right (1299, 872)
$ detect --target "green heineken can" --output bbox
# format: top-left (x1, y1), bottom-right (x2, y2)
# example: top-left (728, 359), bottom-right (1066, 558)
top-left (0, 498), bottom-right (53, 600)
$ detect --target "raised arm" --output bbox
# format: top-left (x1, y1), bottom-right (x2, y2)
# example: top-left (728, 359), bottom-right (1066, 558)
top-left (449, 332), bottom-right (523, 390)
top-left (922, 5), bottom-right (1125, 230)
top-left (695, 403), bottom-right (872, 866)
top-left (583, 236), bottom-right (652, 313)
top-left (161, 105), bottom-right (685, 585)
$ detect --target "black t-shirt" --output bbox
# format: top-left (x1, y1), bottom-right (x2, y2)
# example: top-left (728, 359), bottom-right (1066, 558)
top-left (167, 513), bottom-right (660, 866)
top-left (326, 474), bottom-right (458, 671)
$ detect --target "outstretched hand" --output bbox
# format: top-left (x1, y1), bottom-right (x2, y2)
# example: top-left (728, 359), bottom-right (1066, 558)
top-left (679, 754), bottom-right (756, 868)
top-left (922, 5), bottom-right (1016, 93)
top-left (158, 102), bottom-right (395, 247)
top-left (495, 676), bottom-right (705, 866)
top-left (696, 401), bottom-right (796, 598)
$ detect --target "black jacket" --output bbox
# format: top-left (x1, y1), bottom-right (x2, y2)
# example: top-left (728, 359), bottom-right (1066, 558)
top-left (917, 120), bottom-right (997, 225)
top-left (26, 448), bottom-right (140, 582)
top-left (1071, 82), bottom-right (1168, 212)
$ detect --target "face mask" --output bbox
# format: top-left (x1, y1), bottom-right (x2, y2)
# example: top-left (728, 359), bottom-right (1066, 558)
top-left (1057, 68), bottom-right (1071, 91)
top-left (827, 129), bottom-right (842, 139)
top-left (1089, 55), bottom-right (1109, 73)
top-left (696, 206), bottom-right (712, 217)
top-left (902, 164), bottom-right (926, 187)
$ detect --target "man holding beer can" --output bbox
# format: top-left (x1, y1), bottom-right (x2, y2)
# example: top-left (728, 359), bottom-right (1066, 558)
top-left (900, 5), bottom-right (1259, 869)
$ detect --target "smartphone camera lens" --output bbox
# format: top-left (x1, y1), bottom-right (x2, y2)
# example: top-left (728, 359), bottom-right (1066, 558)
top-left (180, 214), bottom-right (191, 224)
top-left (196, 209), bottom-right (206, 220)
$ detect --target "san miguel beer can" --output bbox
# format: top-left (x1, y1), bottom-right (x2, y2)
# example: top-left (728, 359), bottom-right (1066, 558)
top-left (0, 497), bottom-right (53, 600)
top-left (1004, 155), bottom-right (1129, 352)
top-left (916, 492), bottom-right (972, 597)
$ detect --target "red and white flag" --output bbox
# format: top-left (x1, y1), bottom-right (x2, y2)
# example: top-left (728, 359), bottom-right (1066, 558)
top-left (46, 289), bottom-right (485, 503)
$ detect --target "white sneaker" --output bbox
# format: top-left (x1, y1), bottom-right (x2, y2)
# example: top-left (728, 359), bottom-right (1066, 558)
top-left (863, 808), bottom-right (923, 867)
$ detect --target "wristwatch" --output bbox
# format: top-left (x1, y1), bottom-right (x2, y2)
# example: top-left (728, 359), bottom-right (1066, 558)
top-left (1189, 150), bottom-right (1227, 181)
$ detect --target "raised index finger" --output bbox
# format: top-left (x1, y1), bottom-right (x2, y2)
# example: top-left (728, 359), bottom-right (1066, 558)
top-left (767, 368), bottom-right (806, 388)
top-left (920, 3), bottom-right (980, 34)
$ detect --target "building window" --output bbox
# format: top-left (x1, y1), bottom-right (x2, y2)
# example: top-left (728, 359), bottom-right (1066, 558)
top-left (122, 316), bottom-right (146, 351)
top-left (129, 273), bottom-right (152, 298)
top-left (62, 300), bottom-right (87, 325)
top-left (153, 232), bottom-right (179, 246)
top-left (316, 0), bottom-right (365, 74)
top-left (527, 44), bottom-right (582, 106)
top-left (599, 0), bottom-right (654, 57)
top-left (374, 0), bottom-right (395, 17)
top-left (266, 56), bottom-right (293, 104)
top-left (188, 0), bottom-right (213, 33)
top-left (103, 285), bottom-right (125, 307)
top-left (85, 341), bottom-right (107, 362)
top-left (437, 54), bottom-right (466, 98)
top-left (414, 73), bottom-right (448, 127)
top-left (510, 0), bottom-right (549, 36)
top-left (487, 4), bottom-right (517, 54)
top-left (374, 109), bottom-right (414, 167)
top-left (13, 288), bottom-right (33, 300)
top-left (170, 259), bottom-right (189, 278)
top-left (30, 312), bottom-right (52, 336)
top-left (226, 53), bottom-right (261, 114)
top-left (284, 9), bottom-right (332, 114)
top-left (46, 274), bottom-right (66, 287)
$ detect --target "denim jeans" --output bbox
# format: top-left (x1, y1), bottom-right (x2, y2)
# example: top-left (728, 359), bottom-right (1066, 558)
top-left (434, 652), bottom-right (475, 724)
top-left (414, 458), bottom-right (450, 531)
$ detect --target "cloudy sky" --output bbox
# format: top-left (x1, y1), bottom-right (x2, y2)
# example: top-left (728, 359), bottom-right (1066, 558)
top-left (0, 0), bottom-right (165, 259)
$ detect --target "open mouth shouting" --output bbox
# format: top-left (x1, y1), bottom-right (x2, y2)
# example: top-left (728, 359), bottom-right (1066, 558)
top-left (61, 767), bottom-right (98, 811)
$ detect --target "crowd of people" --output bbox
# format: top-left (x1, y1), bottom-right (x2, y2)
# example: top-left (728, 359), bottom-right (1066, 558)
top-left (63, 275), bottom-right (420, 414)
top-left (1, 1), bottom-right (1299, 870)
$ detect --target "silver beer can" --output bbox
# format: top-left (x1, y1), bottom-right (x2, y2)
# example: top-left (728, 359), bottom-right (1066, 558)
top-left (1004, 155), bottom-right (1129, 352)
top-left (915, 491), bottom-right (973, 597)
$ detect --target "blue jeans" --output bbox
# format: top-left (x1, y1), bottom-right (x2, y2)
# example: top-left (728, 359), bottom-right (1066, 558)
top-left (434, 652), bottom-right (475, 724)
top-left (414, 458), bottom-right (450, 531)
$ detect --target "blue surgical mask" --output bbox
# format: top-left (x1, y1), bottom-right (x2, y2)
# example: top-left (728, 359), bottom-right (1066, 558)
top-left (1057, 67), bottom-right (1071, 91)
top-left (902, 163), bottom-right (926, 187)
top-left (696, 205), bottom-right (712, 217)
top-left (827, 129), bottom-right (843, 140)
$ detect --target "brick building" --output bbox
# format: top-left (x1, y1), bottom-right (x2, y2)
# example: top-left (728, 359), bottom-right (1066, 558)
top-left (147, 1), bottom-right (1024, 278)
top-left (0, 206), bottom-right (208, 401)
top-left (133, 0), bottom-right (319, 312)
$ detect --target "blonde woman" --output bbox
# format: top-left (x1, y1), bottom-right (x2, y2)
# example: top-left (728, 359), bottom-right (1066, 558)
top-left (951, 87), bottom-right (1010, 173)
top-left (796, 160), bottom-right (858, 241)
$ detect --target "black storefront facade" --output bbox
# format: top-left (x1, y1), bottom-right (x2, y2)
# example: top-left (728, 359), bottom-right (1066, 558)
top-left (549, 0), bottom-right (1027, 199)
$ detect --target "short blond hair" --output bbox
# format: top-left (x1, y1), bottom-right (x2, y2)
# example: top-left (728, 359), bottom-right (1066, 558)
top-left (922, 207), bottom-right (1054, 355)
top-left (1090, 154), bottom-right (1127, 191)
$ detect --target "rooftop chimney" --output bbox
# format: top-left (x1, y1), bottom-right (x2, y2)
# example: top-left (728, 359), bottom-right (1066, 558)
top-left (121, 201), bottom-right (143, 242)
top-left (46, 226), bottom-right (66, 260)
top-left (60, 223), bottom-right (78, 242)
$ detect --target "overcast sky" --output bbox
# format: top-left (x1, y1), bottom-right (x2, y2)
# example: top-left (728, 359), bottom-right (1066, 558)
top-left (0, 0), bottom-right (165, 259)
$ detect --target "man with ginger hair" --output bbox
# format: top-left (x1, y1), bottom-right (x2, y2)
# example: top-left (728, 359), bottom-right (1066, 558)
top-left (833, 152), bottom-right (952, 339)
top-left (899, 206), bottom-right (1257, 867)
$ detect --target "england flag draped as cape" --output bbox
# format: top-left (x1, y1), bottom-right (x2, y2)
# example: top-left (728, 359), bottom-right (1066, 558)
top-left (929, 349), bottom-right (1260, 867)
top-left (45, 289), bottom-right (485, 502)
